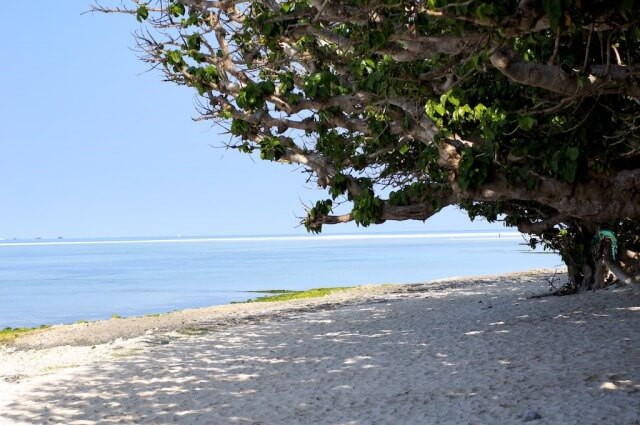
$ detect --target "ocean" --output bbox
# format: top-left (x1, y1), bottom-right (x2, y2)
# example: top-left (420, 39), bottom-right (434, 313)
top-left (0, 232), bottom-right (562, 328)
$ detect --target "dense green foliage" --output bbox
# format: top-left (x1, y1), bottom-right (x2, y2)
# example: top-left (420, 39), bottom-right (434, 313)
top-left (96, 0), bottom-right (640, 291)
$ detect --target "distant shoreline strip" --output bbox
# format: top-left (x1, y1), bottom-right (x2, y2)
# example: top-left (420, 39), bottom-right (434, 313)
top-left (0, 232), bottom-right (522, 247)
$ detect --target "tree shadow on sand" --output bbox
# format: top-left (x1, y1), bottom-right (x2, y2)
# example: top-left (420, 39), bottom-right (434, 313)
top-left (3, 281), bottom-right (640, 424)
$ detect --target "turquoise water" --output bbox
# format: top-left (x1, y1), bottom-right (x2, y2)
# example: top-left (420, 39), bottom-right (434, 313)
top-left (0, 232), bottom-right (562, 328)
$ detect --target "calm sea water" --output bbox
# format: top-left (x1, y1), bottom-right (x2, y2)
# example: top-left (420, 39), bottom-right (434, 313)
top-left (0, 232), bottom-right (562, 328)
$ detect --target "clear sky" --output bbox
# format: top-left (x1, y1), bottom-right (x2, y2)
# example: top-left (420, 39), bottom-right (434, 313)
top-left (0, 2), bottom-right (504, 239)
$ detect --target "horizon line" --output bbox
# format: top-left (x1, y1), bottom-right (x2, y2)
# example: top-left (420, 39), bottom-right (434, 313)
top-left (0, 231), bottom-right (523, 247)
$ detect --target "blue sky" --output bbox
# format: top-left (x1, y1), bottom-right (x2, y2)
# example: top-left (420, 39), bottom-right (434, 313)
top-left (0, 2), bottom-right (503, 239)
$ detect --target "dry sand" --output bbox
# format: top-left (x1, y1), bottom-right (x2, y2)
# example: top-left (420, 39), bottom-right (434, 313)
top-left (1, 269), bottom-right (639, 424)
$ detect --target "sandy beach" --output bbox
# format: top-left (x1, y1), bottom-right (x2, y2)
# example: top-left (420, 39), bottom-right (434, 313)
top-left (1, 269), bottom-right (639, 424)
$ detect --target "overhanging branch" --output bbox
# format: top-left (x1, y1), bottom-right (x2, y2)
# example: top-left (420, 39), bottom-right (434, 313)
top-left (517, 215), bottom-right (568, 234)
top-left (307, 195), bottom-right (456, 230)
top-left (490, 46), bottom-right (640, 98)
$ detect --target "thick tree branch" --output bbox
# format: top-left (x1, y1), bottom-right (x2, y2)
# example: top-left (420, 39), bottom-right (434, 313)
top-left (490, 46), bottom-right (640, 98)
top-left (308, 195), bottom-right (456, 229)
top-left (517, 215), bottom-right (568, 234)
top-left (378, 33), bottom-right (485, 62)
top-left (470, 170), bottom-right (640, 224)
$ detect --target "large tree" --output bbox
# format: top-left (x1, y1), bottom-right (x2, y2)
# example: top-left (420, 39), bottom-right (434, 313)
top-left (95, 0), bottom-right (640, 292)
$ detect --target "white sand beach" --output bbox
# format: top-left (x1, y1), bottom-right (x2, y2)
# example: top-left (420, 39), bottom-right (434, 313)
top-left (1, 270), bottom-right (639, 424)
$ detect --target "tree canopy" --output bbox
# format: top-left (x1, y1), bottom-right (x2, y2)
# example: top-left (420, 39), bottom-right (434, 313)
top-left (95, 0), bottom-right (640, 291)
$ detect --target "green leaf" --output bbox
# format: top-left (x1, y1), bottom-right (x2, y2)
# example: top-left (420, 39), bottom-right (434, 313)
top-left (238, 142), bottom-right (254, 154)
top-left (262, 23), bottom-right (275, 37)
top-left (447, 95), bottom-right (460, 107)
top-left (364, 71), bottom-right (383, 92)
top-left (187, 33), bottom-right (201, 50)
top-left (204, 66), bottom-right (218, 81)
top-left (566, 146), bottom-right (579, 161)
top-left (169, 2), bottom-right (186, 17)
top-left (549, 151), bottom-right (561, 173)
top-left (230, 119), bottom-right (249, 137)
top-left (236, 83), bottom-right (265, 110)
top-left (329, 173), bottom-right (349, 199)
top-left (304, 71), bottom-right (338, 99)
top-left (260, 137), bottom-right (287, 161)
top-left (305, 199), bottom-right (334, 233)
top-left (518, 116), bottom-right (536, 131)
top-left (475, 3), bottom-right (495, 20)
top-left (457, 150), bottom-right (489, 192)
top-left (303, 78), bottom-right (318, 98)
top-left (542, 0), bottom-right (564, 30)
top-left (560, 160), bottom-right (577, 183)
top-left (166, 50), bottom-right (182, 64)
top-left (136, 5), bottom-right (149, 22)
top-left (279, 72), bottom-right (294, 94)
top-left (258, 80), bottom-right (275, 96)
top-left (361, 58), bottom-right (376, 73)
top-left (181, 10), bottom-right (200, 27)
top-left (352, 190), bottom-right (383, 227)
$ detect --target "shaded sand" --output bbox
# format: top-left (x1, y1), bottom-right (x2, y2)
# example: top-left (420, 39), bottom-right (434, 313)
top-left (1, 270), bottom-right (639, 424)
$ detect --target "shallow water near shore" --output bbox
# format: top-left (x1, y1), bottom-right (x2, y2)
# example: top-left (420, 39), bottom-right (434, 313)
top-left (0, 231), bottom-right (561, 328)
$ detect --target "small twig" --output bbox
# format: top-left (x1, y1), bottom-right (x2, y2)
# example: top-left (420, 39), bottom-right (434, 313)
top-left (606, 31), bottom-right (612, 73)
top-left (548, 28), bottom-right (561, 65)
top-left (611, 44), bottom-right (623, 65)
top-left (544, 268), bottom-right (567, 292)
top-left (312, 0), bottom-right (329, 22)
top-left (582, 23), bottom-right (594, 73)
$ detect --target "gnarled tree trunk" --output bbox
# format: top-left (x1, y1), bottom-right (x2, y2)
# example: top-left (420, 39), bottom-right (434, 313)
top-left (559, 225), bottom-right (640, 293)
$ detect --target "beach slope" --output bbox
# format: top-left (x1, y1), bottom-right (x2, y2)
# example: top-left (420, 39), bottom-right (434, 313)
top-left (1, 270), bottom-right (639, 424)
